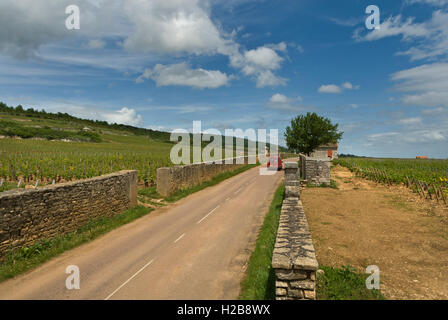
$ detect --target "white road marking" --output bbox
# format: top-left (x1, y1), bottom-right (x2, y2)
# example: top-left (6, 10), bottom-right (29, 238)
top-left (104, 258), bottom-right (155, 300)
top-left (197, 205), bottom-right (220, 224)
top-left (234, 187), bottom-right (243, 195)
top-left (174, 233), bottom-right (186, 243)
top-left (225, 197), bottom-right (231, 202)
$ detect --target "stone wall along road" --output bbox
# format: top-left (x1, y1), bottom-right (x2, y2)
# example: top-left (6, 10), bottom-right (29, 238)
top-left (157, 156), bottom-right (252, 197)
top-left (272, 162), bottom-right (319, 300)
top-left (0, 170), bottom-right (137, 258)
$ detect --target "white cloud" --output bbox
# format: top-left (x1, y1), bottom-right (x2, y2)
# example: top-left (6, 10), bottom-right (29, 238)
top-left (267, 93), bottom-right (308, 111)
top-left (357, 15), bottom-right (430, 42)
top-left (421, 107), bottom-right (447, 115)
top-left (406, 0), bottom-right (448, 6)
top-left (0, 0), bottom-right (68, 58)
top-left (19, 100), bottom-right (145, 127)
top-left (137, 104), bottom-right (212, 114)
top-left (391, 63), bottom-right (448, 92)
top-left (0, 0), bottom-right (230, 58)
top-left (102, 107), bottom-right (143, 126)
top-left (136, 62), bottom-right (231, 89)
top-left (0, 0), bottom-right (226, 58)
top-left (342, 82), bottom-right (359, 90)
top-left (0, 0), bottom-right (288, 88)
top-left (367, 132), bottom-right (400, 142)
top-left (123, 0), bottom-right (229, 55)
top-left (398, 117), bottom-right (422, 125)
top-left (355, 10), bottom-right (448, 62)
top-left (318, 84), bottom-right (342, 94)
top-left (254, 70), bottom-right (286, 88)
top-left (340, 122), bottom-right (364, 133)
top-left (266, 42), bottom-right (288, 53)
top-left (237, 46), bottom-right (287, 87)
top-left (391, 62), bottom-right (448, 107)
top-left (121, 1), bottom-right (289, 88)
top-left (368, 129), bottom-right (446, 143)
top-left (318, 82), bottom-right (359, 94)
top-left (135, 69), bottom-right (153, 84)
top-left (244, 47), bottom-right (283, 70)
top-left (0, 0), bottom-right (127, 58)
top-left (270, 93), bottom-right (289, 104)
top-left (401, 91), bottom-right (448, 106)
top-left (87, 39), bottom-right (106, 49)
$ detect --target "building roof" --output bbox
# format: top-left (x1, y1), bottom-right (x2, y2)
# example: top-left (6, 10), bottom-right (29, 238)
top-left (319, 142), bottom-right (338, 148)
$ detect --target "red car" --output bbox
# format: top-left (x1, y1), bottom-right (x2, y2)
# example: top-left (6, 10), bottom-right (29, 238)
top-left (267, 155), bottom-right (282, 170)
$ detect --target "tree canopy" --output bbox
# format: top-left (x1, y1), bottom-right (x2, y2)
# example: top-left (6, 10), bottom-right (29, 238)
top-left (284, 112), bottom-right (343, 155)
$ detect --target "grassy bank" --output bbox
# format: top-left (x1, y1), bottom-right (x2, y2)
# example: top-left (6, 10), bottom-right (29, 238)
top-left (306, 179), bottom-right (338, 189)
top-left (0, 206), bottom-right (152, 283)
top-left (316, 265), bottom-right (385, 300)
top-left (239, 184), bottom-right (284, 300)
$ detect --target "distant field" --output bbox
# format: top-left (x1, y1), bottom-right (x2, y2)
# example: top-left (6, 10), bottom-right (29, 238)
top-left (0, 133), bottom-right (173, 191)
top-left (335, 157), bottom-right (448, 189)
top-left (0, 113), bottom-right (263, 192)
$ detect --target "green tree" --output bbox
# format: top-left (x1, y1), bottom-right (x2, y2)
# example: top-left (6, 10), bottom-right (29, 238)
top-left (284, 112), bottom-right (343, 155)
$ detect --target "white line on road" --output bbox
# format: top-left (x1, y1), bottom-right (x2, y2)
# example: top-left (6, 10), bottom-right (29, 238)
top-left (174, 233), bottom-right (186, 243)
top-left (105, 258), bottom-right (155, 300)
top-left (225, 197), bottom-right (231, 201)
top-left (197, 205), bottom-right (220, 224)
top-left (234, 187), bottom-right (242, 195)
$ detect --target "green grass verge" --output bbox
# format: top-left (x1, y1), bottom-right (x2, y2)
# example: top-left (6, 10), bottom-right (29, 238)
top-left (138, 185), bottom-right (163, 199)
top-left (316, 265), bottom-right (385, 300)
top-left (306, 179), bottom-right (338, 189)
top-left (0, 181), bottom-right (26, 192)
top-left (239, 184), bottom-right (284, 300)
top-left (0, 206), bottom-right (152, 283)
top-left (163, 164), bottom-right (259, 203)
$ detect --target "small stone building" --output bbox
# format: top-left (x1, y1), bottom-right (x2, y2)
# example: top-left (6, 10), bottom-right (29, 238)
top-left (309, 142), bottom-right (338, 160)
top-left (299, 154), bottom-right (331, 186)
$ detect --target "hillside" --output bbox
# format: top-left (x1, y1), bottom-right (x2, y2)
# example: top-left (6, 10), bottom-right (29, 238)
top-left (0, 101), bottom-right (172, 143)
top-left (0, 101), bottom-right (286, 151)
top-left (0, 101), bottom-right (287, 192)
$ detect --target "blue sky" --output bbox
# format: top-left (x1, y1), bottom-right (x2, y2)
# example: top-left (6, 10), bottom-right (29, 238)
top-left (0, 0), bottom-right (447, 158)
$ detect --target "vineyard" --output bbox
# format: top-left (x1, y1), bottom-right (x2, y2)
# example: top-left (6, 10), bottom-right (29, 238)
top-left (335, 157), bottom-right (448, 205)
top-left (0, 117), bottom-right (252, 193)
top-left (0, 132), bottom-right (174, 192)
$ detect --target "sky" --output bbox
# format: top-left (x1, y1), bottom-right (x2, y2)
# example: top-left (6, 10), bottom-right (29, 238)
top-left (0, 0), bottom-right (447, 158)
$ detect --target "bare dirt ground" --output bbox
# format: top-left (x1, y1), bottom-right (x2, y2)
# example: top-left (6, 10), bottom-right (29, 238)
top-left (301, 165), bottom-right (448, 300)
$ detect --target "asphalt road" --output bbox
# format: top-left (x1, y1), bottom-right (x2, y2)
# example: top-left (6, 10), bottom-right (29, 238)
top-left (0, 165), bottom-right (284, 300)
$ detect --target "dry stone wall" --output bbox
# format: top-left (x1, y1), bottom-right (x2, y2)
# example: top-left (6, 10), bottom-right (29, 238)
top-left (0, 170), bottom-right (137, 258)
top-left (157, 157), bottom-right (252, 197)
top-left (272, 162), bottom-right (318, 300)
